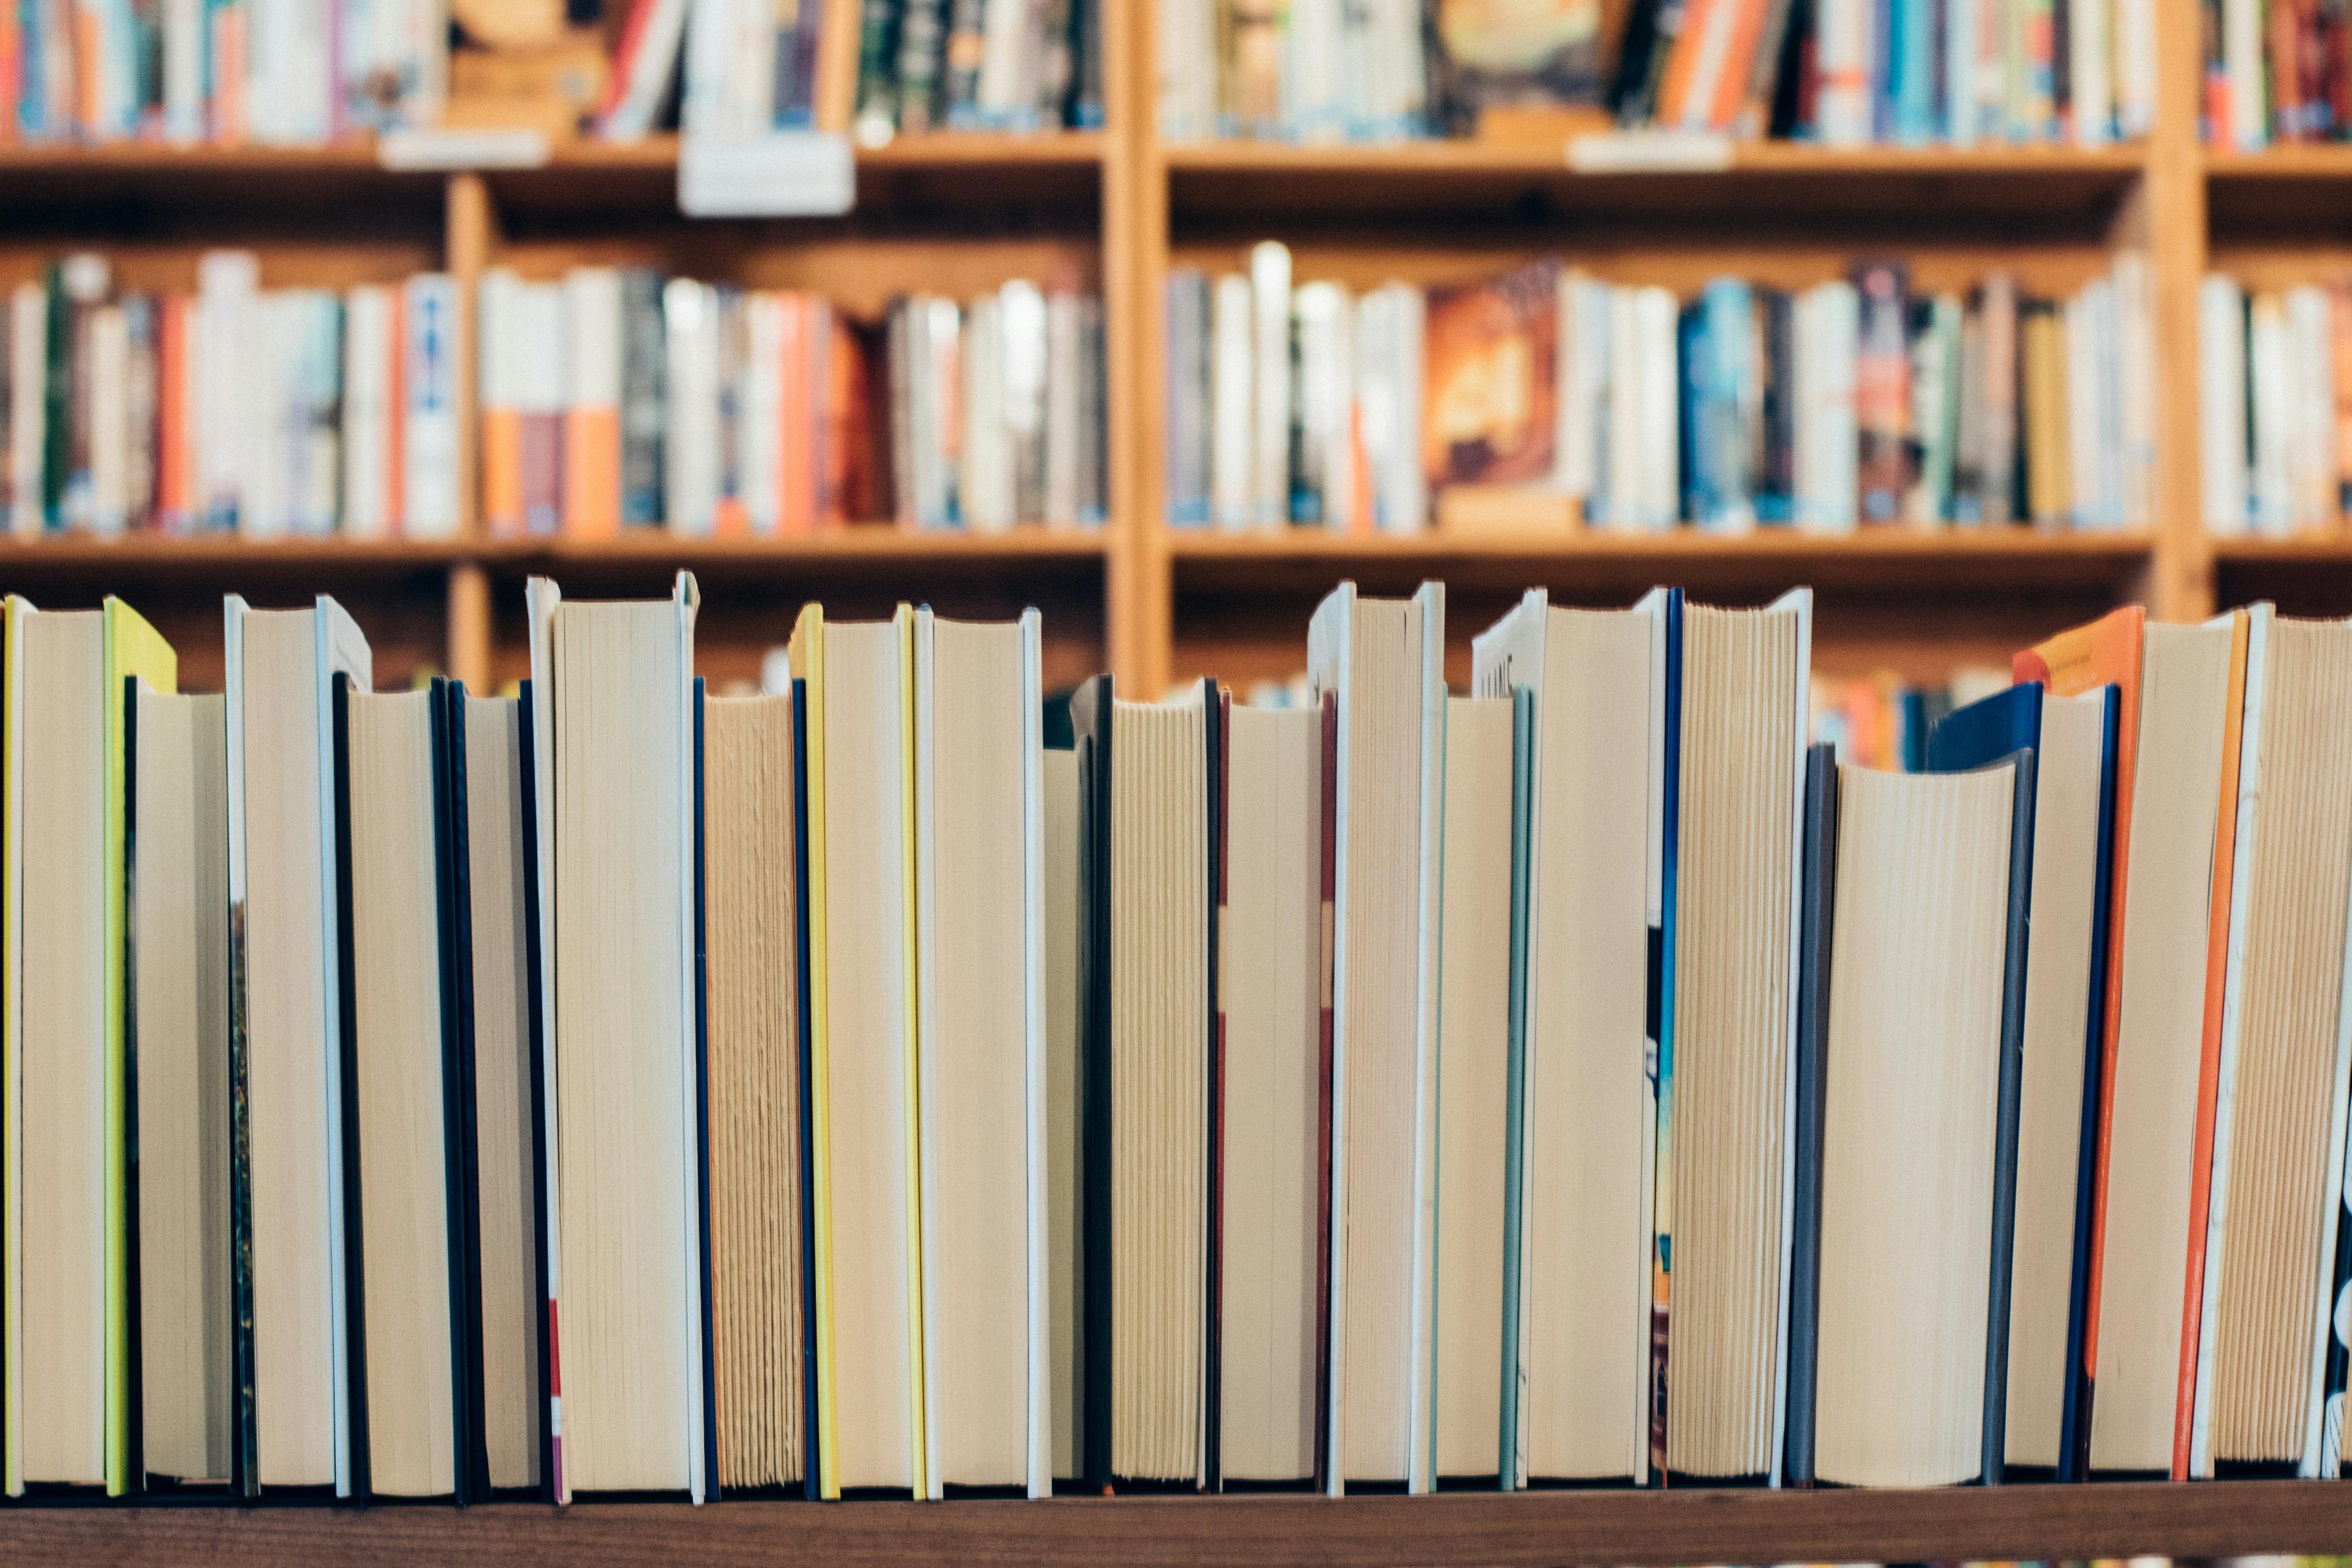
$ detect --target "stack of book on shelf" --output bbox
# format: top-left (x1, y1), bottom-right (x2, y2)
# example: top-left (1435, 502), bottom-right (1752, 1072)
top-left (1164, 247), bottom-right (2153, 536)
top-left (4, 579), bottom-right (2351, 1506)
top-left (2199, 274), bottom-right (2352, 537)
top-left (1156, 0), bottom-right (2149, 146)
top-left (0, 252), bottom-right (462, 541)
top-left (478, 269), bottom-right (1107, 537)
top-left (2206, 0), bottom-right (2352, 148)
top-left (601, 0), bottom-right (1107, 142)
top-left (0, 0), bottom-right (444, 146)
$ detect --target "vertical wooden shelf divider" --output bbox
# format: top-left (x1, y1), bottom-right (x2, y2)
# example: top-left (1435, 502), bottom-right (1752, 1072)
top-left (447, 170), bottom-right (496, 689)
top-left (2147, 0), bottom-right (2215, 624)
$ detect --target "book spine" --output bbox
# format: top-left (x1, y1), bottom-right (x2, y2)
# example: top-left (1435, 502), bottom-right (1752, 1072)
top-left (619, 268), bottom-right (666, 529)
top-left (518, 282), bottom-right (566, 538)
top-left (563, 270), bottom-right (623, 541)
top-left (402, 273), bottom-right (459, 541)
top-left (478, 269), bottom-right (523, 539)
top-left (850, 0), bottom-right (899, 139)
top-left (894, 0), bottom-right (945, 130)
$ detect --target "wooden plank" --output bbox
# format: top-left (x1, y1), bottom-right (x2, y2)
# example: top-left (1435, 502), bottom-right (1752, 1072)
top-left (3, 1480), bottom-right (2346, 1567)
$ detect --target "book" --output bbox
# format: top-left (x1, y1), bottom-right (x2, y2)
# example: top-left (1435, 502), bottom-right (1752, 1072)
top-left (1790, 741), bottom-right (2034, 1487)
top-left (224, 594), bottom-right (370, 1496)
top-left (1430, 693), bottom-right (1513, 1485)
top-left (913, 609), bottom-right (1048, 1497)
top-left (1043, 739), bottom-right (1083, 1483)
top-left (1071, 674), bottom-right (1219, 1489)
top-left (128, 682), bottom-right (232, 1489)
top-left (3, 597), bottom-right (174, 1496)
top-left (1471, 589), bottom-right (1663, 1487)
top-left (522, 573), bottom-right (712, 1501)
top-left (786, 602), bottom-right (925, 1499)
top-left (1308, 580), bottom-right (1444, 1494)
top-left (1216, 698), bottom-right (1330, 1488)
top-left (1929, 680), bottom-right (2120, 1479)
top-left (1422, 261), bottom-right (1560, 499)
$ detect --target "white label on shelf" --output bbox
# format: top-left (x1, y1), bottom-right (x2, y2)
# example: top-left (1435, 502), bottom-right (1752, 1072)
top-left (1566, 130), bottom-right (1735, 172)
top-left (377, 127), bottom-right (553, 170)
top-left (678, 132), bottom-right (856, 218)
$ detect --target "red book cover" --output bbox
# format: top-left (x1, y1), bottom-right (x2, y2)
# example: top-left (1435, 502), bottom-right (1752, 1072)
top-left (1313, 688), bottom-right (1337, 1496)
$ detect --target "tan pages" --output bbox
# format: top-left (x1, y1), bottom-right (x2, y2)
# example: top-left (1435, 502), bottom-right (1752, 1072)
top-left (914, 609), bottom-right (1046, 1496)
top-left (461, 696), bottom-right (542, 1493)
top-left (2091, 615), bottom-right (2237, 1472)
top-left (2195, 612), bottom-right (2352, 1472)
top-left (1816, 762), bottom-right (2017, 1487)
top-left (1219, 701), bottom-right (1324, 1484)
top-left (2005, 688), bottom-right (2112, 1468)
top-left (1471, 590), bottom-right (1656, 1485)
top-left (344, 690), bottom-right (455, 1499)
top-left (1306, 579), bottom-right (1445, 1494)
top-left (1044, 744), bottom-right (1082, 1483)
top-left (704, 692), bottom-right (804, 1491)
top-left (132, 688), bottom-right (232, 1486)
top-left (1431, 696), bottom-right (1512, 1481)
top-left (524, 573), bottom-right (704, 1501)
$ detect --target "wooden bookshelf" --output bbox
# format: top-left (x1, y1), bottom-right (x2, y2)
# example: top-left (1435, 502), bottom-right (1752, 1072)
top-left (3, 1479), bottom-right (2348, 1564)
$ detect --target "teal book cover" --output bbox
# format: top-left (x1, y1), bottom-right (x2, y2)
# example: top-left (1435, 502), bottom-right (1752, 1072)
top-left (1498, 685), bottom-right (1534, 1486)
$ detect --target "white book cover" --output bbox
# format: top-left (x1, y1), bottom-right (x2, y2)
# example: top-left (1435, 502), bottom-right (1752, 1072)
top-left (1603, 287), bottom-right (1644, 531)
top-left (2116, 0), bottom-right (2155, 136)
top-left (979, 0), bottom-right (1033, 121)
top-left (2068, 0), bottom-right (2113, 144)
top-left (162, 0), bottom-right (202, 141)
top-left (2064, 295), bottom-right (2098, 528)
top-left (961, 294), bottom-right (1011, 532)
top-left (89, 304), bottom-right (127, 536)
top-left (2249, 294), bottom-right (2292, 535)
top-left (1211, 273), bottom-right (1253, 531)
top-left (1001, 281), bottom-right (1047, 527)
top-left (677, 0), bottom-right (737, 138)
top-left (1634, 288), bottom-right (1681, 531)
top-left (1286, 0), bottom-right (1348, 139)
top-left (742, 292), bottom-right (785, 536)
top-left (601, 0), bottom-right (692, 137)
top-left (1295, 281), bottom-right (1353, 529)
top-left (2115, 254), bottom-right (2155, 529)
top-left (2200, 276), bottom-right (2250, 535)
top-left (2224, 0), bottom-right (2267, 148)
top-left (2289, 287), bottom-right (2337, 533)
top-left (341, 285), bottom-right (393, 541)
top-left (241, 296), bottom-right (290, 541)
top-left (1945, 0), bottom-right (1978, 145)
top-left (198, 250), bottom-right (259, 532)
top-left (1809, 281), bottom-right (1868, 533)
top-left (1044, 291), bottom-right (1082, 528)
top-left (1250, 243), bottom-right (1293, 530)
top-left (1814, 0), bottom-right (1872, 145)
top-left (401, 274), bottom-right (461, 540)
top-left (664, 280), bottom-right (720, 536)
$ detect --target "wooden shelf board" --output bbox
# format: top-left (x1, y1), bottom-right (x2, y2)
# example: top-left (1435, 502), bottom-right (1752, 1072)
top-left (2209, 535), bottom-right (2352, 562)
top-left (2, 1479), bottom-right (2345, 1568)
top-left (1163, 140), bottom-right (2146, 177)
top-left (1166, 527), bottom-right (2154, 597)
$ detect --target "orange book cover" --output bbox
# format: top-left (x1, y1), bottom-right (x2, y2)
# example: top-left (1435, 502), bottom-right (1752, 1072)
top-left (73, 6), bottom-right (97, 133)
top-left (778, 293), bottom-right (814, 537)
top-left (386, 288), bottom-right (405, 535)
top-left (824, 313), bottom-right (864, 527)
top-left (2173, 607), bottom-right (2252, 1479)
top-left (1654, 0), bottom-right (1715, 124)
top-left (564, 409), bottom-right (621, 539)
top-left (2015, 601), bottom-right (2147, 1450)
top-left (482, 409), bottom-right (524, 538)
top-left (1707, 0), bottom-right (1773, 129)
top-left (154, 295), bottom-right (188, 530)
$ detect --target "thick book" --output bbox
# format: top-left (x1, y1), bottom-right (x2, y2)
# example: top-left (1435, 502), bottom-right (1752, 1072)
top-left (523, 573), bottom-right (714, 1502)
top-left (1789, 741), bottom-right (2033, 1488)
top-left (1072, 674), bottom-right (1219, 1492)
top-left (1471, 589), bottom-right (1665, 1487)
top-left (1308, 581), bottom-right (1445, 1494)
top-left (4, 597), bottom-right (175, 1496)
top-left (1929, 680), bottom-right (2121, 1480)
top-left (224, 594), bottom-right (371, 1498)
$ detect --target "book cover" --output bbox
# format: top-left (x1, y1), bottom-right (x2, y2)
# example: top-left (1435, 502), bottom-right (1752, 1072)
top-left (786, 603), bottom-right (840, 1499)
top-left (1069, 673), bottom-right (1112, 1491)
top-left (1313, 687), bottom-right (1336, 1497)
top-left (1643, 585), bottom-right (1683, 1483)
top-left (791, 674), bottom-right (822, 1499)
top-left (1431, 0), bottom-right (1618, 122)
top-left (1782, 741), bottom-right (1838, 1488)
top-left (1498, 684), bottom-right (1534, 1487)
top-left (431, 681), bottom-right (493, 1504)
top-left (1422, 260), bottom-right (1561, 496)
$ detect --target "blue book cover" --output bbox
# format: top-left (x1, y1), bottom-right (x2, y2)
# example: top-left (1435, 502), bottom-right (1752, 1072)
top-left (1927, 680), bottom-right (2120, 1482)
top-left (1498, 685), bottom-right (1534, 1487)
top-left (1644, 587), bottom-right (1683, 1482)
top-left (1892, 0), bottom-right (1937, 143)
top-left (1691, 281), bottom-right (1755, 533)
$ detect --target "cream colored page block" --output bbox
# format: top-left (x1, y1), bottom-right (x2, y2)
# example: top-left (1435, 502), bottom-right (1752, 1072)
top-left (1110, 698), bottom-right (1207, 1482)
top-left (929, 622), bottom-right (1030, 1486)
top-left (1433, 698), bottom-right (1512, 1479)
top-left (823, 622), bottom-right (914, 1490)
top-left (2092, 621), bottom-right (2233, 1473)
top-left (2213, 620), bottom-right (2352, 1461)
top-left (134, 691), bottom-right (232, 1483)
top-left (243, 611), bottom-right (334, 1485)
top-left (20, 611), bottom-right (104, 1483)
top-left (1341, 598), bottom-right (1421, 1484)
top-left (2005, 690), bottom-right (2107, 1467)
top-left (1219, 705), bottom-right (1322, 1482)
top-left (1526, 610), bottom-right (1651, 1480)
top-left (464, 698), bottom-right (541, 1492)
top-left (554, 601), bottom-right (690, 1492)
top-left (349, 694), bottom-right (454, 1499)
top-left (1816, 764), bottom-right (2011, 1488)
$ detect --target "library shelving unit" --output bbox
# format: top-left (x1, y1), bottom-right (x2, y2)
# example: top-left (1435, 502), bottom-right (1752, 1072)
top-left (7, 0), bottom-right (2352, 1562)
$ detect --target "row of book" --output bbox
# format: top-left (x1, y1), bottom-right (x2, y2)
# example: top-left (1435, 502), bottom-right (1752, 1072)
top-left (603, 0), bottom-right (1106, 140)
top-left (2204, 0), bottom-right (2352, 146)
top-left (0, 0), bottom-right (444, 146)
top-left (1163, 247), bottom-right (2154, 534)
top-left (1811, 666), bottom-right (2012, 770)
top-left (0, 253), bottom-right (462, 540)
top-left (2199, 274), bottom-right (2352, 536)
top-left (0, 251), bottom-right (1107, 540)
top-left (1156, 0), bottom-right (2154, 147)
top-left (7, 577), bottom-right (2352, 1502)
top-left (481, 268), bottom-right (1107, 537)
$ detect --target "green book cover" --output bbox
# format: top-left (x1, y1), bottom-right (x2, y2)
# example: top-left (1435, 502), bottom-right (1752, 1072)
top-left (102, 598), bottom-right (176, 1494)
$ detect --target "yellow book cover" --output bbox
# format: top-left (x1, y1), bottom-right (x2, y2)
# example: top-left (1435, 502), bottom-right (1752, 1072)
top-left (2, 595), bottom-right (21, 1496)
top-left (101, 599), bottom-right (176, 1496)
top-left (892, 603), bottom-right (927, 1504)
top-left (788, 604), bottom-right (839, 1500)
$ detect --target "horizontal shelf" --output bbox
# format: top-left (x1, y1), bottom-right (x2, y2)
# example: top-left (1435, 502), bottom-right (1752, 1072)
top-left (1162, 140), bottom-right (2147, 228)
top-left (2204, 146), bottom-right (2352, 233)
top-left (1166, 527), bottom-right (2154, 598)
top-left (2210, 534), bottom-right (2352, 562)
top-left (1, 1479), bottom-right (2345, 1567)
